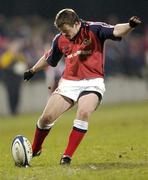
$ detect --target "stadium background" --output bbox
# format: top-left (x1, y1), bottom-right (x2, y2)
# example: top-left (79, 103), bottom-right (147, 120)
top-left (0, 0), bottom-right (147, 115)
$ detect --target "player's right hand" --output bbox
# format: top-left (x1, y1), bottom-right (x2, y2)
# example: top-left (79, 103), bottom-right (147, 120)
top-left (24, 69), bottom-right (35, 81)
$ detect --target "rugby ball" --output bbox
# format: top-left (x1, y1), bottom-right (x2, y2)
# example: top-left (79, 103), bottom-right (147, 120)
top-left (11, 135), bottom-right (32, 167)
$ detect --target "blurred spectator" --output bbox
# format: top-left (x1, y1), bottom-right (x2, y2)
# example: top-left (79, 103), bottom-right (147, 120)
top-left (0, 38), bottom-right (27, 115)
top-left (105, 39), bottom-right (125, 76)
top-left (124, 34), bottom-right (145, 78)
top-left (143, 26), bottom-right (148, 85)
top-left (45, 58), bottom-right (65, 93)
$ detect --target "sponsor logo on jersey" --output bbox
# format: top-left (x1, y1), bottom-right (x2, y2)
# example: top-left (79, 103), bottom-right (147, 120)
top-left (67, 50), bottom-right (92, 59)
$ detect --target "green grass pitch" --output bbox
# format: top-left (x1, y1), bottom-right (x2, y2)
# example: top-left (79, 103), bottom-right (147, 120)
top-left (0, 101), bottom-right (148, 180)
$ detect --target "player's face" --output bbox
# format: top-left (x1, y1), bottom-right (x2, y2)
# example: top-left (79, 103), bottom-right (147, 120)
top-left (59, 22), bottom-right (81, 40)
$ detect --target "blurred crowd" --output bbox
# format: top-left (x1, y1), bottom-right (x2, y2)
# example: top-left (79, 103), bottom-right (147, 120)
top-left (0, 15), bottom-right (147, 114)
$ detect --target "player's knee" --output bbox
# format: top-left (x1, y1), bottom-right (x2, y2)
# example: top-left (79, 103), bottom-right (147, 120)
top-left (78, 109), bottom-right (91, 119)
top-left (40, 113), bottom-right (54, 125)
top-left (37, 114), bottom-right (55, 129)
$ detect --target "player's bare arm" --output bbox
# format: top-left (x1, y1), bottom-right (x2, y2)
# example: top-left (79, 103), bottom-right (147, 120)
top-left (24, 55), bottom-right (49, 81)
top-left (113, 16), bottom-right (141, 37)
top-left (31, 55), bottom-right (48, 73)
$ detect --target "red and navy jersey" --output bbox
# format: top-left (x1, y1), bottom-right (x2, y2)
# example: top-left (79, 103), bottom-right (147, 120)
top-left (45, 20), bottom-right (121, 80)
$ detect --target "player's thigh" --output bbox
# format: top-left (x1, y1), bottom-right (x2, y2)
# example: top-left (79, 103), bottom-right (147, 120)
top-left (76, 93), bottom-right (100, 119)
top-left (42, 93), bottom-right (73, 120)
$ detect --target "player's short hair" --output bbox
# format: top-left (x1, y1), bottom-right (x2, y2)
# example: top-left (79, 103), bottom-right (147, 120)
top-left (54, 8), bottom-right (80, 28)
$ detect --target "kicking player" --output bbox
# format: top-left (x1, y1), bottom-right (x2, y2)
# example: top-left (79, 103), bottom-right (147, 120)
top-left (24, 9), bottom-right (141, 165)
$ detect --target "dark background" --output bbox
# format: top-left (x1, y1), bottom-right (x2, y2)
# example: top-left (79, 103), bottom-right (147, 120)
top-left (0, 0), bottom-right (147, 23)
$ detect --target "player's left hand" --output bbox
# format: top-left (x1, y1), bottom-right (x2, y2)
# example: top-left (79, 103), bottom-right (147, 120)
top-left (129, 16), bottom-right (141, 28)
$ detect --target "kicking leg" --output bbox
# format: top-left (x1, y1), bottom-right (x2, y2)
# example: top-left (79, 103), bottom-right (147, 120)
top-left (32, 94), bottom-right (73, 156)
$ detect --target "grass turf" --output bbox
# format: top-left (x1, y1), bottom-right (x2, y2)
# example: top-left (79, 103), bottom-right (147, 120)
top-left (0, 101), bottom-right (148, 180)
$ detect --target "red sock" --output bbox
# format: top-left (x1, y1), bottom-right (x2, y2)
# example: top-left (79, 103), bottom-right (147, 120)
top-left (63, 127), bottom-right (87, 158)
top-left (32, 126), bottom-right (51, 154)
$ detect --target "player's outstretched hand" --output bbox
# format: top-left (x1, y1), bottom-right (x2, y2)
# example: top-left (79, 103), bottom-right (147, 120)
top-left (24, 69), bottom-right (35, 81)
top-left (129, 16), bottom-right (141, 28)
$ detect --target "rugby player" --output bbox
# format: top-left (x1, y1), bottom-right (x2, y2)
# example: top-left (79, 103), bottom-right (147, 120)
top-left (24, 9), bottom-right (141, 165)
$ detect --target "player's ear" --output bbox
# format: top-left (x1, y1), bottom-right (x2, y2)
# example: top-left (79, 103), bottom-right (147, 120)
top-left (73, 21), bottom-right (80, 28)
top-left (75, 21), bottom-right (80, 25)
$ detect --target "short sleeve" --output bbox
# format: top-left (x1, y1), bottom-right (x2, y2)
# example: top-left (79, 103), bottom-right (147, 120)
top-left (89, 22), bottom-right (122, 41)
top-left (45, 34), bottom-right (63, 67)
